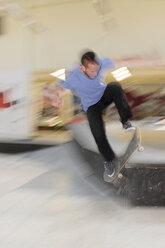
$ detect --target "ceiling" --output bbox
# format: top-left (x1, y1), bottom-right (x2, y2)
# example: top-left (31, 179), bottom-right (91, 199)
top-left (0, 0), bottom-right (86, 33)
top-left (18, 0), bottom-right (88, 9)
top-left (0, 0), bottom-right (88, 13)
top-left (0, 0), bottom-right (112, 33)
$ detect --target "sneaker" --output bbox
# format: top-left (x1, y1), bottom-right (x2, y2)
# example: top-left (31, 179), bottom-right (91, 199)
top-left (104, 161), bottom-right (115, 177)
top-left (123, 121), bottom-right (135, 131)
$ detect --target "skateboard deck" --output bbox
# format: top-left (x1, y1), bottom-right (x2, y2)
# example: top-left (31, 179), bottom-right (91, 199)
top-left (103, 127), bottom-right (143, 185)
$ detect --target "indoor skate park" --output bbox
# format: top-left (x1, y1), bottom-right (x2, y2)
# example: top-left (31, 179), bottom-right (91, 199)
top-left (0, 0), bottom-right (165, 248)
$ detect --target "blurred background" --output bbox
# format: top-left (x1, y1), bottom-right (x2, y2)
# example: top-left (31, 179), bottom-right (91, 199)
top-left (0, 2), bottom-right (165, 247)
top-left (0, 0), bottom-right (165, 142)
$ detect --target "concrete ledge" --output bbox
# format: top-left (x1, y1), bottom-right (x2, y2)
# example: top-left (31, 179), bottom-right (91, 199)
top-left (0, 139), bottom-right (57, 153)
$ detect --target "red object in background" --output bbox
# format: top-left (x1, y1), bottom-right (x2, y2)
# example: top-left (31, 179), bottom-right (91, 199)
top-left (125, 91), bottom-right (152, 109)
top-left (0, 91), bottom-right (11, 108)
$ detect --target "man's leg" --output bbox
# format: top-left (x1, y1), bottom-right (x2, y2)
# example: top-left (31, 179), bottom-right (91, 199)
top-left (87, 102), bottom-right (115, 162)
top-left (102, 82), bottom-right (132, 125)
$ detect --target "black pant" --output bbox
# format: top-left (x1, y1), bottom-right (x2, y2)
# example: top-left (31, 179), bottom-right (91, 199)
top-left (87, 82), bottom-right (132, 162)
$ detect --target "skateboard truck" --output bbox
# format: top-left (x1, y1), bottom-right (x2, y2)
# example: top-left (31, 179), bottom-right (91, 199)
top-left (138, 144), bottom-right (144, 152)
top-left (118, 173), bottom-right (123, 179)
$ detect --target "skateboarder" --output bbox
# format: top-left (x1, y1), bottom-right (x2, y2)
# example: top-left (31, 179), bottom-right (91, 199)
top-left (59, 51), bottom-right (135, 178)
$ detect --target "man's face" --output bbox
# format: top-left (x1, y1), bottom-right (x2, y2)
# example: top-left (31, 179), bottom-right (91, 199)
top-left (82, 62), bottom-right (100, 79)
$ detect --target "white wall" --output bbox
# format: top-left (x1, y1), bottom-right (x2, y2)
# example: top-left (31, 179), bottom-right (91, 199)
top-left (110, 0), bottom-right (165, 57)
top-left (0, 15), bottom-right (35, 70)
top-left (31, 0), bottom-right (165, 69)
top-left (0, 16), bottom-right (22, 69)
top-left (0, 0), bottom-right (165, 70)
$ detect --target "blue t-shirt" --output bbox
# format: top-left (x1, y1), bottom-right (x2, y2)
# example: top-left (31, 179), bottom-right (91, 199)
top-left (60, 58), bottom-right (115, 112)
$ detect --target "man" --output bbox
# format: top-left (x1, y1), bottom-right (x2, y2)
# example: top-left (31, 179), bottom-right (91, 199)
top-left (60, 51), bottom-right (134, 178)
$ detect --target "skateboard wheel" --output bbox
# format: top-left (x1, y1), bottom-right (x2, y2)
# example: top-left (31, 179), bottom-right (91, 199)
top-left (118, 173), bottom-right (123, 179)
top-left (138, 145), bottom-right (144, 152)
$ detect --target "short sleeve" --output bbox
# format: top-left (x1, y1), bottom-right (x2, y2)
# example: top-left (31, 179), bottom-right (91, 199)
top-left (57, 76), bottom-right (74, 91)
top-left (100, 58), bottom-right (115, 70)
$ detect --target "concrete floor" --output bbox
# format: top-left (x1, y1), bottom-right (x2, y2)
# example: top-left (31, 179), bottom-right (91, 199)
top-left (0, 140), bottom-right (165, 248)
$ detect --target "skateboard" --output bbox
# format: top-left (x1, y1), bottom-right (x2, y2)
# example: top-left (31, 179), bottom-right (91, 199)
top-left (103, 127), bottom-right (144, 185)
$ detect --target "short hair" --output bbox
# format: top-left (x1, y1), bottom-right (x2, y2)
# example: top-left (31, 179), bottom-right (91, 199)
top-left (81, 51), bottom-right (98, 66)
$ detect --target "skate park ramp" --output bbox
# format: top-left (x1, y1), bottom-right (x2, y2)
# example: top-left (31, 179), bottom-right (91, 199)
top-left (69, 120), bottom-right (165, 205)
top-left (69, 119), bottom-right (165, 164)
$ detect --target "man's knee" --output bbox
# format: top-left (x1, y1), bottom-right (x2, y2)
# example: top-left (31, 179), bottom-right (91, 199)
top-left (106, 82), bottom-right (123, 95)
top-left (107, 81), bottom-right (121, 89)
